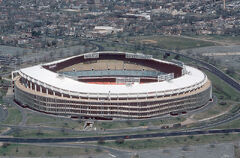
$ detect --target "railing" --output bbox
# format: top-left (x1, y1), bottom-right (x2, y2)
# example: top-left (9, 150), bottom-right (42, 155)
top-left (59, 70), bottom-right (165, 78)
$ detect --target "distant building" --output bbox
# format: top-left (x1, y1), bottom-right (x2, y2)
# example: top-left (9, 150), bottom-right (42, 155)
top-left (93, 26), bottom-right (123, 34)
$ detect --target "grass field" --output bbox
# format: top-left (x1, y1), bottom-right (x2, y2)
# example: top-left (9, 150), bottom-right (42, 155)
top-left (129, 35), bottom-right (217, 50)
top-left (215, 116), bottom-right (240, 129)
top-left (2, 107), bottom-right (22, 125)
top-left (102, 133), bottom-right (240, 150)
top-left (193, 101), bottom-right (231, 120)
top-left (26, 113), bottom-right (83, 130)
top-left (212, 104), bottom-right (240, 130)
top-left (0, 87), bottom-right (8, 104)
top-left (203, 70), bottom-right (240, 101)
top-left (0, 127), bottom-right (8, 134)
top-left (95, 117), bottom-right (185, 130)
top-left (0, 143), bottom-right (104, 157)
top-left (11, 128), bottom-right (81, 138)
top-left (189, 34), bottom-right (240, 45)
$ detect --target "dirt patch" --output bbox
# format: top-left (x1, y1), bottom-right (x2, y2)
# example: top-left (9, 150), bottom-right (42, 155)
top-left (181, 118), bottom-right (196, 126)
top-left (141, 39), bottom-right (157, 44)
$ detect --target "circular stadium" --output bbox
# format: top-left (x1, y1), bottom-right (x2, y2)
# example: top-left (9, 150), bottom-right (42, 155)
top-left (12, 51), bottom-right (212, 120)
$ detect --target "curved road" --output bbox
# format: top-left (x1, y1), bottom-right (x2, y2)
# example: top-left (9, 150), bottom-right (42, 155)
top-left (0, 128), bottom-right (240, 143)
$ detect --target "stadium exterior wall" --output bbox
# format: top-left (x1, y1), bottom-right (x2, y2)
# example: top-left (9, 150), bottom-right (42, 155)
top-left (14, 76), bottom-right (211, 119)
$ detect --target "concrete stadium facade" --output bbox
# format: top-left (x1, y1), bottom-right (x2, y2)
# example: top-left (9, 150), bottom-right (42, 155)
top-left (12, 51), bottom-right (212, 120)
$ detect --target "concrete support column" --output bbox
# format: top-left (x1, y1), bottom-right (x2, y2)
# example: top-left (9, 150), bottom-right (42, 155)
top-left (40, 86), bottom-right (42, 93)
top-left (61, 93), bottom-right (63, 97)
top-left (30, 82), bottom-right (32, 89)
top-left (34, 84), bottom-right (37, 91)
top-left (210, 85), bottom-right (213, 99)
top-left (53, 91), bottom-right (55, 96)
top-left (26, 81), bottom-right (29, 88)
top-left (32, 82), bottom-right (34, 90)
top-left (46, 89), bottom-right (48, 95)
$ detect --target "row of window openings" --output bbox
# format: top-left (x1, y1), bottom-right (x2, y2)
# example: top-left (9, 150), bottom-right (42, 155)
top-left (21, 81), bottom-right (203, 100)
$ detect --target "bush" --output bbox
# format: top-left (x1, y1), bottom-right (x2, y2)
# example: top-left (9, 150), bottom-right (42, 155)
top-left (219, 95), bottom-right (224, 99)
top-left (115, 138), bottom-right (125, 144)
top-left (28, 150), bottom-right (32, 155)
top-left (188, 135), bottom-right (194, 139)
top-left (210, 144), bottom-right (215, 148)
top-left (219, 101), bottom-right (227, 106)
top-left (2, 143), bottom-right (10, 148)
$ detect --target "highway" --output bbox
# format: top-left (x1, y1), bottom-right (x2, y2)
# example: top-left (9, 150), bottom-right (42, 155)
top-left (0, 128), bottom-right (240, 143)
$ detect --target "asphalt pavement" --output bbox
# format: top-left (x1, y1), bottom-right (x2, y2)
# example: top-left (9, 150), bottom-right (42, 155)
top-left (1, 128), bottom-right (240, 143)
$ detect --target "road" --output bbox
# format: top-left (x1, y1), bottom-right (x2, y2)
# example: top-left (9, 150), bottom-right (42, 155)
top-left (0, 128), bottom-right (240, 143)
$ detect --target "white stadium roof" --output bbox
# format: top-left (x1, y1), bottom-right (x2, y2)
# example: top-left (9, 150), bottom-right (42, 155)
top-left (19, 63), bottom-right (207, 96)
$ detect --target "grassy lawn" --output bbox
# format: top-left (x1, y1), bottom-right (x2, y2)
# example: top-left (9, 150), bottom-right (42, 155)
top-left (101, 133), bottom-right (240, 150)
top-left (11, 119), bottom-right (184, 138)
top-left (10, 128), bottom-right (82, 138)
top-left (193, 101), bottom-right (231, 120)
top-left (0, 127), bottom-right (8, 134)
top-left (26, 113), bottom-right (83, 130)
top-left (0, 87), bottom-right (8, 104)
top-left (215, 118), bottom-right (240, 129)
top-left (212, 104), bottom-right (240, 130)
top-left (2, 107), bottom-right (22, 125)
top-left (0, 143), bottom-right (104, 157)
top-left (203, 70), bottom-right (240, 101)
top-left (95, 117), bottom-right (185, 130)
top-left (128, 35), bottom-right (217, 50)
top-left (189, 34), bottom-right (240, 45)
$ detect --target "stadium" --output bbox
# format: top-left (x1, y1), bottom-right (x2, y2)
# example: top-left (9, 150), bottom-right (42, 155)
top-left (12, 51), bottom-right (212, 120)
